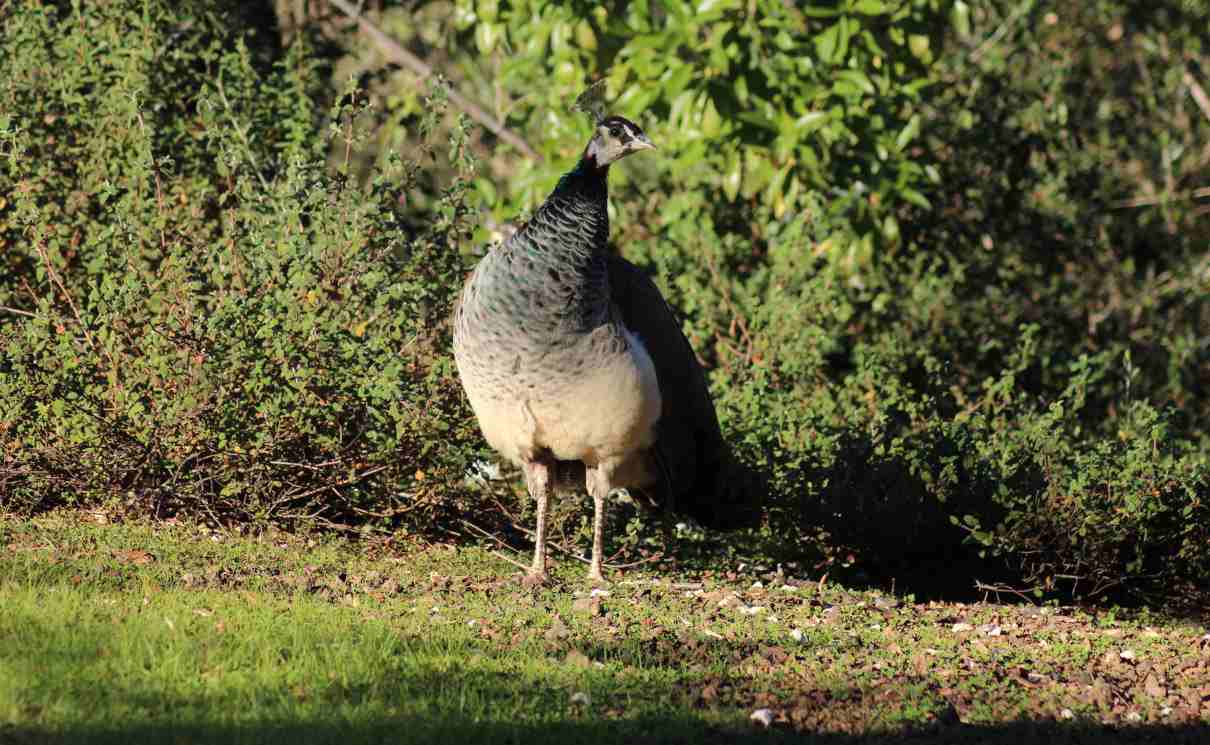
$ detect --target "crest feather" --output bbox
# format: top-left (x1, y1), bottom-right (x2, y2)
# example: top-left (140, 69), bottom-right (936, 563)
top-left (573, 80), bottom-right (608, 126)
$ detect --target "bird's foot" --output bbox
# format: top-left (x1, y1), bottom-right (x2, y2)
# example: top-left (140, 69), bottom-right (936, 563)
top-left (521, 570), bottom-right (549, 588)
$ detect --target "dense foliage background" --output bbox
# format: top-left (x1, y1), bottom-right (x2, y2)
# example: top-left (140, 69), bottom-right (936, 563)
top-left (1, 0), bottom-right (1207, 603)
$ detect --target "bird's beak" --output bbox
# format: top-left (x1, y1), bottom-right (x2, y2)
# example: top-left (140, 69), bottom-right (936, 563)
top-left (633, 133), bottom-right (656, 151)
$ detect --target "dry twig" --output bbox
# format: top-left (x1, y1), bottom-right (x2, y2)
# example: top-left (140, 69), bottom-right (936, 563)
top-left (327, 0), bottom-right (541, 162)
top-left (1184, 69), bottom-right (1210, 123)
top-left (0, 305), bottom-right (36, 318)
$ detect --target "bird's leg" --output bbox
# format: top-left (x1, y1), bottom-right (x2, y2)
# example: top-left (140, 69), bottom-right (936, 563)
top-left (522, 456), bottom-right (553, 586)
top-left (586, 463), bottom-right (615, 586)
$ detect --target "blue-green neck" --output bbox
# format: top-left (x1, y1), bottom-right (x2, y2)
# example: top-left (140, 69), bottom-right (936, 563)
top-left (554, 151), bottom-right (609, 195)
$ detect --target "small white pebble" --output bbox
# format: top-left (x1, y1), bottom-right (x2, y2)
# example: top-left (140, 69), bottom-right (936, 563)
top-left (981, 624), bottom-right (1003, 637)
top-left (570, 692), bottom-right (590, 706)
top-left (739, 605), bottom-right (766, 616)
top-left (1060, 708), bottom-right (1074, 720)
top-left (790, 629), bottom-right (805, 642)
top-left (589, 588), bottom-right (611, 598)
top-left (1119, 649), bottom-right (1136, 661)
top-left (951, 623), bottom-right (973, 633)
top-left (1126, 712), bottom-right (1142, 722)
top-left (780, 585), bottom-right (797, 592)
top-left (750, 581), bottom-right (764, 590)
top-left (750, 708), bottom-right (775, 727)
top-left (1160, 706), bottom-right (1173, 717)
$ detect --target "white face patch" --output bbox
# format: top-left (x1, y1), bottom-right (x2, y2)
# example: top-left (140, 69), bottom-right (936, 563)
top-left (585, 118), bottom-right (653, 166)
top-left (601, 121), bottom-right (638, 143)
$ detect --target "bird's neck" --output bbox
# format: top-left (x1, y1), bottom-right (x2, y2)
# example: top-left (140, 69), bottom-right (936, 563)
top-left (536, 154), bottom-right (611, 261)
top-left (501, 153), bottom-right (611, 330)
top-left (552, 152), bottom-right (609, 206)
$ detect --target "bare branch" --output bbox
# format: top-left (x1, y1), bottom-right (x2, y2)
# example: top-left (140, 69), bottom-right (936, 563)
top-left (1185, 69), bottom-right (1210, 123)
top-left (0, 305), bottom-right (37, 318)
top-left (970, 0), bottom-right (1036, 62)
top-left (34, 240), bottom-right (96, 353)
top-left (214, 73), bottom-right (272, 191)
top-left (280, 464), bottom-right (390, 505)
top-left (327, 0), bottom-right (541, 162)
top-left (491, 549), bottom-right (530, 572)
top-left (1111, 185), bottom-right (1210, 209)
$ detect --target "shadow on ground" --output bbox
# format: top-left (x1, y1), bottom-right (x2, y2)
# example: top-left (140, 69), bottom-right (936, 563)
top-left (3, 717), bottom-right (1208, 744)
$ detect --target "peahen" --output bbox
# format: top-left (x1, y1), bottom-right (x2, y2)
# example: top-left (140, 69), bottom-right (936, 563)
top-left (453, 111), bottom-right (732, 585)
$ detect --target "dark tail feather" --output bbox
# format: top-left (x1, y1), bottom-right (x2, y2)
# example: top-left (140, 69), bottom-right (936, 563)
top-left (664, 436), bottom-right (762, 531)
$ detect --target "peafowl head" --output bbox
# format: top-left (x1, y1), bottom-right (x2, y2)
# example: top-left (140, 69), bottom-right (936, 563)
top-left (573, 82), bottom-right (654, 168)
top-left (583, 115), bottom-right (655, 167)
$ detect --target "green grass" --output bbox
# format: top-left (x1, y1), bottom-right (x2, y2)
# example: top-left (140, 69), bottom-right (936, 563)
top-left (1, 512), bottom-right (1208, 744)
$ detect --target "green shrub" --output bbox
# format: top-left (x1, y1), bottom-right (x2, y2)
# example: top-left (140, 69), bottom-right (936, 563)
top-left (0, 0), bottom-right (482, 525)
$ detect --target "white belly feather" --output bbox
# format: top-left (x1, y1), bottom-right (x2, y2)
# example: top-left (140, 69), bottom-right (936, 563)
top-left (464, 328), bottom-right (661, 469)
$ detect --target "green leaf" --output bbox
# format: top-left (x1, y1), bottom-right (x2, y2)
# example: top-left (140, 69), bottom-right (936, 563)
top-left (814, 22), bottom-right (840, 64)
top-left (722, 149), bottom-right (742, 201)
top-left (951, 1), bottom-right (972, 39)
top-left (700, 96), bottom-right (722, 137)
top-left (908, 34), bottom-right (931, 62)
top-left (696, 0), bottom-right (736, 14)
top-left (900, 188), bottom-right (930, 209)
top-left (851, 0), bottom-right (888, 15)
top-left (574, 20), bottom-right (596, 51)
top-left (474, 23), bottom-right (501, 54)
top-left (662, 64), bottom-right (695, 99)
top-left (795, 111), bottom-right (829, 135)
top-left (895, 113), bottom-right (920, 151)
top-left (736, 110), bottom-right (779, 132)
top-left (835, 70), bottom-right (875, 95)
top-left (799, 6), bottom-right (842, 17)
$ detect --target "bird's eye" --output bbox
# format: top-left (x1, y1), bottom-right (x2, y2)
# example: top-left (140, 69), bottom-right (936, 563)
top-left (609, 126), bottom-right (621, 138)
